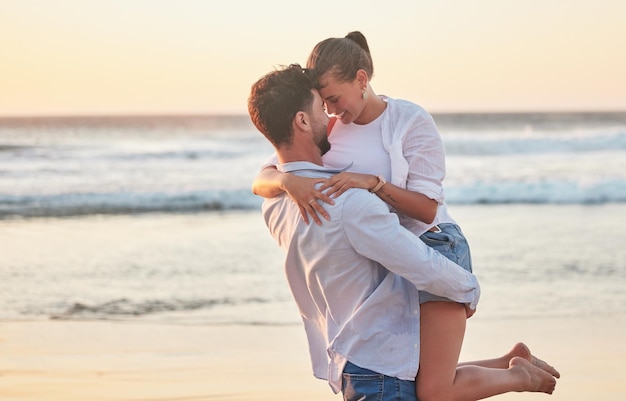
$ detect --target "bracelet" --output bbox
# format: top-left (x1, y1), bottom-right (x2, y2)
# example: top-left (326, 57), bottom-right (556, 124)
top-left (369, 175), bottom-right (387, 193)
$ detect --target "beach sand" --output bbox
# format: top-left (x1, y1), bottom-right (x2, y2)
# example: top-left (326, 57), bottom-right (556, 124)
top-left (1, 315), bottom-right (624, 401)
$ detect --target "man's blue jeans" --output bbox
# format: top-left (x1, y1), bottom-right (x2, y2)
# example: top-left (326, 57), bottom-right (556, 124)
top-left (342, 361), bottom-right (417, 401)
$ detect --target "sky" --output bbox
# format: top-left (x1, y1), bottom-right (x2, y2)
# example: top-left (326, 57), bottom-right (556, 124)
top-left (1, 0), bottom-right (625, 116)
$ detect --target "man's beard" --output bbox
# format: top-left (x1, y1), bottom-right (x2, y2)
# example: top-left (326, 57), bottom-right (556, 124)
top-left (317, 136), bottom-right (331, 156)
top-left (315, 124), bottom-right (331, 156)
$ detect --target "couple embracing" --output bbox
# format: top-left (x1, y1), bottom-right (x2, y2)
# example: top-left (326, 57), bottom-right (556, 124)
top-left (248, 31), bottom-right (559, 401)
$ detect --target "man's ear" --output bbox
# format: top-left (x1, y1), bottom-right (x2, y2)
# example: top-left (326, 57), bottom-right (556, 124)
top-left (294, 111), bottom-right (309, 131)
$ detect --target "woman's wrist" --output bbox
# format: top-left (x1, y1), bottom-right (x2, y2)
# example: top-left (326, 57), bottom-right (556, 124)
top-left (369, 175), bottom-right (387, 193)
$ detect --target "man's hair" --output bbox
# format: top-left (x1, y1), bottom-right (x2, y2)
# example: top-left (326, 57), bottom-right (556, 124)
top-left (248, 64), bottom-right (320, 147)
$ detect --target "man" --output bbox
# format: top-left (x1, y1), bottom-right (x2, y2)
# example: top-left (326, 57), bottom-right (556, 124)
top-left (248, 64), bottom-right (480, 400)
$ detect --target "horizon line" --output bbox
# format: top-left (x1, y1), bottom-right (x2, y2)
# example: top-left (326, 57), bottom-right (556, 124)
top-left (2, 108), bottom-right (626, 120)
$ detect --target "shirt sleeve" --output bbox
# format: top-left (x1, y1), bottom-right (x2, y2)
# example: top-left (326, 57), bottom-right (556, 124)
top-left (401, 110), bottom-right (446, 203)
top-left (341, 190), bottom-right (480, 309)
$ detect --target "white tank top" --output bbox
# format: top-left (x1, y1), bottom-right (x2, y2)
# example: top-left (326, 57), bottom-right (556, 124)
top-left (322, 110), bottom-right (392, 181)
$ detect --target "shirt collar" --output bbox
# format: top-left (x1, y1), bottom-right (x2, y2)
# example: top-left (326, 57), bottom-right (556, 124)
top-left (277, 161), bottom-right (352, 175)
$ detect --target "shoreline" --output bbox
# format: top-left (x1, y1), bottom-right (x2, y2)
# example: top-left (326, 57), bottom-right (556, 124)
top-left (1, 314), bottom-right (624, 400)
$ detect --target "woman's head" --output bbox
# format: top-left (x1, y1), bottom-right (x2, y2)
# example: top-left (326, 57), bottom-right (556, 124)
top-left (306, 31), bottom-right (378, 125)
top-left (306, 31), bottom-right (373, 84)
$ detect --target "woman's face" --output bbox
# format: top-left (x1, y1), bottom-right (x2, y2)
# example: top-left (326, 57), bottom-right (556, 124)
top-left (317, 72), bottom-right (366, 125)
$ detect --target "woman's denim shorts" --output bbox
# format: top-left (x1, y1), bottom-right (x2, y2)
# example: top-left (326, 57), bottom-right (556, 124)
top-left (418, 223), bottom-right (473, 304)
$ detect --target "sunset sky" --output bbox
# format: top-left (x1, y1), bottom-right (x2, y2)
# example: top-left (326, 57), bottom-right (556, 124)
top-left (1, 0), bottom-right (625, 116)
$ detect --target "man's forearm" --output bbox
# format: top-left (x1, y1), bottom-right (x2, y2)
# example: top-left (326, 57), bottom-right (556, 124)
top-left (347, 200), bottom-right (480, 309)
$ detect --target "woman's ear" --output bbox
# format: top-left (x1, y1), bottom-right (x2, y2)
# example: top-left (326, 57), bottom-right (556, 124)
top-left (356, 69), bottom-right (369, 88)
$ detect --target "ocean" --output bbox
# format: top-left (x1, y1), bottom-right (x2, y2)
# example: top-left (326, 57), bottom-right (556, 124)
top-left (1, 112), bottom-right (625, 325)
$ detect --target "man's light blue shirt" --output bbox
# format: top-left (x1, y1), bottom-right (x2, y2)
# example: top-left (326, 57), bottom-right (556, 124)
top-left (262, 161), bottom-right (480, 393)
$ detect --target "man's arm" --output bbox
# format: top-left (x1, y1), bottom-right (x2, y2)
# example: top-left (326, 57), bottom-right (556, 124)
top-left (342, 190), bottom-right (480, 310)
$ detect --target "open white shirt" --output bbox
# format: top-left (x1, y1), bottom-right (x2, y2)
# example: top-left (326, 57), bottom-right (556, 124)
top-left (262, 161), bottom-right (480, 393)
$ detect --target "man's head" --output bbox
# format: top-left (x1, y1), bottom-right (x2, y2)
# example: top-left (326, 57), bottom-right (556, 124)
top-left (248, 64), bottom-right (330, 162)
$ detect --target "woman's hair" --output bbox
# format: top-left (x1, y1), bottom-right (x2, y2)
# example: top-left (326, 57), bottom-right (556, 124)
top-left (306, 31), bottom-right (374, 84)
top-left (248, 64), bottom-right (319, 147)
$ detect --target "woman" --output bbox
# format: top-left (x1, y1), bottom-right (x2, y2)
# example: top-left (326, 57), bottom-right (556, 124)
top-left (253, 31), bottom-right (559, 401)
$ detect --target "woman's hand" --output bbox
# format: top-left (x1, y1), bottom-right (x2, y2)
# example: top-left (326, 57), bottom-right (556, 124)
top-left (283, 174), bottom-right (334, 225)
top-left (319, 172), bottom-right (378, 198)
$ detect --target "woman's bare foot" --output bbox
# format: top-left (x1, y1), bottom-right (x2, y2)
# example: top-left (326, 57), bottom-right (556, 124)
top-left (510, 356), bottom-right (557, 394)
top-left (508, 342), bottom-right (561, 378)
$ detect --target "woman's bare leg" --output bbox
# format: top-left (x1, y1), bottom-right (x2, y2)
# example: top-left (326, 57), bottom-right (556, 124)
top-left (416, 301), bottom-right (466, 401)
top-left (416, 302), bottom-right (558, 401)
top-left (458, 342), bottom-right (560, 378)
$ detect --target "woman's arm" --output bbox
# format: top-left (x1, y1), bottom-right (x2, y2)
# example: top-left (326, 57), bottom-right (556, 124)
top-left (386, 108), bottom-right (446, 224)
top-left (251, 165), bottom-right (289, 198)
top-left (320, 172), bottom-right (437, 223)
top-left (252, 166), bottom-right (334, 225)
top-left (375, 182), bottom-right (437, 223)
